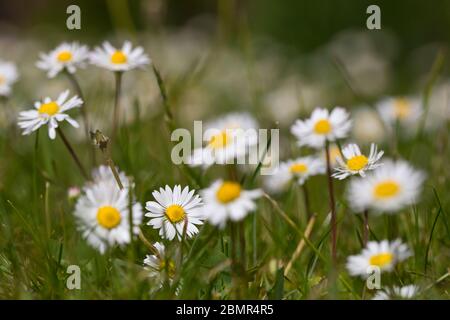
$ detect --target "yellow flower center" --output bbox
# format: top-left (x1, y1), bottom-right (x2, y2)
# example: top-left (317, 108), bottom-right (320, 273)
top-left (346, 155), bottom-right (369, 171)
top-left (369, 252), bottom-right (393, 267)
top-left (38, 101), bottom-right (60, 116)
top-left (209, 131), bottom-right (230, 149)
top-left (96, 206), bottom-right (122, 229)
top-left (373, 180), bottom-right (400, 199)
top-left (111, 51), bottom-right (127, 64)
top-left (0, 74), bottom-right (4, 84)
top-left (290, 163), bottom-right (308, 174)
top-left (165, 204), bottom-right (185, 223)
top-left (216, 181), bottom-right (241, 204)
top-left (314, 119), bottom-right (332, 134)
top-left (57, 50), bottom-right (73, 62)
top-left (394, 98), bottom-right (411, 119)
top-left (160, 259), bottom-right (176, 278)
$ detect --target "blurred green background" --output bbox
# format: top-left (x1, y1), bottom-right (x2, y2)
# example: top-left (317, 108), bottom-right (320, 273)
top-left (1, 0), bottom-right (449, 53)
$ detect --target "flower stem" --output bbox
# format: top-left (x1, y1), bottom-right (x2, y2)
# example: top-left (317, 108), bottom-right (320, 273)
top-left (56, 127), bottom-right (88, 180)
top-left (252, 212), bottom-right (257, 267)
top-left (229, 222), bottom-right (241, 299)
top-left (284, 214), bottom-right (316, 276)
top-left (138, 227), bottom-right (159, 256)
top-left (151, 64), bottom-right (202, 188)
top-left (64, 70), bottom-right (89, 135)
top-left (238, 220), bottom-right (247, 295)
top-left (91, 129), bottom-right (124, 190)
top-left (112, 71), bottom-right (123, 141)
top-left (227, 163), bottom-right (238, 181)
top-left (44, 181), bottom-right (51, 239)
top-left (363, 210), bottom-right (369, 246)
top-left (302, 183), bottom-right (312, 219)
top-left (226, 163), bottom-right (243, 298)
top-left (128, 176), bottom-right (134, 243)
top-left (107, 158), bottom-right (124, 190)
top-left (152, 64), bottom-right (174, 130)
top-left (392, 120), bottom-right (400, 160)
top-left (325, 140), bottom-right (337, 264)
top-left (179, 217), bottom-right (189, 270)
top-left (64, 70), bottom-right (96, 166)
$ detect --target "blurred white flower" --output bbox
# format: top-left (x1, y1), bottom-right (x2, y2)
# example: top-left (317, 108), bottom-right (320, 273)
top-left (264, 156), bottom-right (325, 193)
top-left (291, 107), bottom-right (351, 149)
top-left (376, 96), bottom-right (422, 130)
top-left (264, 78), bottom-right (301, 126)
top-left (333, 143), bottom-right (383, 180)
top-left (201, 180), bottom-right (262, 228)
top-left (188, 112), bottom-right (259, 168)
top-left (18, 90), bottom-right (82, 139)
top-left (426, 82), bottom-right (450, 130)
top-left (74, 166), bottom-right (143, 254)
top-left (90, 41), bottom-right (150, 72)
top-left (346, 239), bottom-right (411, 277)
top-left (146, 185), bottom-right (204, 241)
top-left (347, 159), bottom-right (425, 213)
top-left (36, 42), bottom-right (89, 78)
top-left (0, 60), bottom-right (19, 97)
top-left (372, 285), bottom-right (419, 300)
top-left (352, 107), bottom-right (386, 143)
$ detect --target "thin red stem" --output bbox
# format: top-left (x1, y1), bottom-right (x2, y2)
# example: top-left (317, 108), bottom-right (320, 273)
top-left (325, 141), bottom-right (337, 264)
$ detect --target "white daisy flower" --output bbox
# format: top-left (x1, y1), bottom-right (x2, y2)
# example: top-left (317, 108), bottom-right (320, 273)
top-left (145, 185), bottom-right (204, 241)
top-left (17, 90), bottom-right (82, 139)
top-left (346, 239), bottom-right (411, 277)
top-left (332, 143), bottom-right (384, 180)
top-left (143, 242), bottom-right (176, 279)
top-left (74, 166), bottom-right (143, 254)
top-left (372, 285), bottom-right (419, 300)
top-left (347, 159), bottom-right (425, 213)
top-left (0, 60), bottom-right (19, 97)
top-left (376, 96), bottom-right (422, 128)
top-left (188, 112), bottom-right (259, 168)
top-left (201, 180), bottom-right (262, 228)
top-left (90, 41), bottom-right (150, 72)
top-left (291, 107), bottom-right (352, 149)
top-left (264, 156), bottom-right (325, 193)
top-left (36, 42), bottom-right (89, 78)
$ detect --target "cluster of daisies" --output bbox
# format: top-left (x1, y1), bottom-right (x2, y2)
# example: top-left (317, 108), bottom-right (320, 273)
top-left (4, 39), bottom-right (429, 298)
top-left (7, 41), bottom-right (266, 286)
top-left (73, 169), bottom-right (262, 283)
top-left (141, 116), bottom-right (265, 280)
top-left (16, 42), bottom-right (150, 139)
top-left (36, 41), bottom-right (150, 78)
top-left (276, 105), bottom-right (424, 299)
